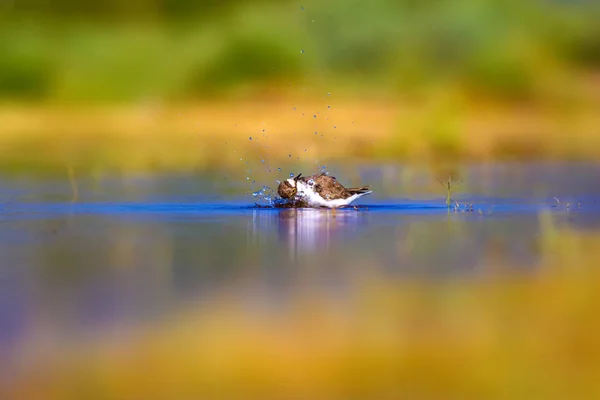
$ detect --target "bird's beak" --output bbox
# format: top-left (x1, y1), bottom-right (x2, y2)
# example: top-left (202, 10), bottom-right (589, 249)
top-left (294, 173), bottom-right (302, 181)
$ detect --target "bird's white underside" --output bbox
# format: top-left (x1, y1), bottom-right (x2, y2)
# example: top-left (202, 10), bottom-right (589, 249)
top-left (288, 179), bottom-right (371, 208)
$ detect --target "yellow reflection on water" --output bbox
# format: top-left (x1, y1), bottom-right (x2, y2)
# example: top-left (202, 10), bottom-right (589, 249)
top-left (3, 225), bottom-right (600, 399)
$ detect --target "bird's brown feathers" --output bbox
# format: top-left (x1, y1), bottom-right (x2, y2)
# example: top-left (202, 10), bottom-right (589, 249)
top-left (300, 173), bottom-right (370, 200)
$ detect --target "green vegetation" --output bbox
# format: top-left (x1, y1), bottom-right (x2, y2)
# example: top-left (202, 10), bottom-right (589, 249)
top-left (1, 0), bottom-right (599, 102)
top-left (438, 175), bottom-right (454, 207)
top-left (1, 0), bottom-right (599, 173)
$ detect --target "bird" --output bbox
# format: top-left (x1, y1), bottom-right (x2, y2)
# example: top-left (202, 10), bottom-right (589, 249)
top-left (277, 173), bottom-right (372, 208)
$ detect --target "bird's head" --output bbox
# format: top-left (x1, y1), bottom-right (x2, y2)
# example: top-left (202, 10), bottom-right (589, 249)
top-left (277, 173), bottom-right (302, 199)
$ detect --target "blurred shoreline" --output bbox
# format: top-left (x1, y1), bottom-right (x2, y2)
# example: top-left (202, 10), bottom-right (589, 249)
top-left (1, 94), bottom-right (599, 175)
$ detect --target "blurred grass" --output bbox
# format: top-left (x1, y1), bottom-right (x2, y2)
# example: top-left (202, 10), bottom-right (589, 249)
top-left (1, 95), bottom-right (599, 175)
top-left (0, 0), bottom-right (599, 102)
top-left (0, 0), bottom-right (599, 172)
top-left (4, 221), bottom-right (600, 399)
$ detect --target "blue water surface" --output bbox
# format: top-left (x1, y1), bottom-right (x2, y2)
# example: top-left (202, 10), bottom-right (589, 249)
top-left (1, 162), bottom-right (599, 361)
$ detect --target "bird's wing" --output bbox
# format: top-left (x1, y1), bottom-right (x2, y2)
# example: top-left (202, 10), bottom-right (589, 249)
top-left (346, 186), bottom-right (371, 195)
top-left (311, 174), bottom-right (352, 200)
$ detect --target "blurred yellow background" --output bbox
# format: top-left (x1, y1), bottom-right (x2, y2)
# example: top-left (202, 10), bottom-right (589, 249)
top-left (5, 220), bottom-right (600, 399)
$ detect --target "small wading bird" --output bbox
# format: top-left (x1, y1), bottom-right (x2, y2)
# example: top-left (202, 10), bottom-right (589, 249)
top-left (277, 173), bottom-right (372, 208)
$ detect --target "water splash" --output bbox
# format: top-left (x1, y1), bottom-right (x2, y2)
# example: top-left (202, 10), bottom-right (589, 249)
top-left (252, 185), bottom-right (276, 205)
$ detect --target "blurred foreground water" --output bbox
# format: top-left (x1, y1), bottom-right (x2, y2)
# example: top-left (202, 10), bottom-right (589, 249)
top-left (1, 162), bottom-right (600, 398)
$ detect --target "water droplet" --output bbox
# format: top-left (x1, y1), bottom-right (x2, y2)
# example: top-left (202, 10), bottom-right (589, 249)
top-left (313, 115), bottom-right (317, 118)
top-left (300, 49), bottom-right (305, 54)
top-left (314, 131), bottom-right (318, 135)
top-left (262, 129), bottom-right (265, 132)
top-left (252, 180), bottom-right (256, 184)
top-left (327, 92), bottom-right (331, 96)
top-left (333, 126), bottom-right (337, 129)
top-left (240, 157), bottom-right (243, 161)
top-left (293, 107), bottom-right (296, 110)
top-left (327, 105), bottom-right (331, 109)
top-left (289, 173), bottom-right (294, 178)
top-left (278, 168), bottom-right (282, 171)
top-left (304, 149), bottom-right (307, 152)
top-left (249, 137), bottom-right (252, 140)
top-left (288, 154), bottom-right (291, 157)
top-left (246, 177), bottom-right (250, 180)
top-left (301, 6), bottom-right (304, 10)
top-left (261, 159), bottom-right (265, 163)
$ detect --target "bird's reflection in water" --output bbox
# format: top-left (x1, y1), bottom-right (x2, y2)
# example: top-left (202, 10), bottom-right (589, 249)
top-left (276, 208), bottom-right (362, 256)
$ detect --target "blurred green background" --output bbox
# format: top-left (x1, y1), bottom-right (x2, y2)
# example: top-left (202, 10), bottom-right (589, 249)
top-left (1, 0), bottom-right (599, 102)
top-left (1, 0), bottom-right (599, 175)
